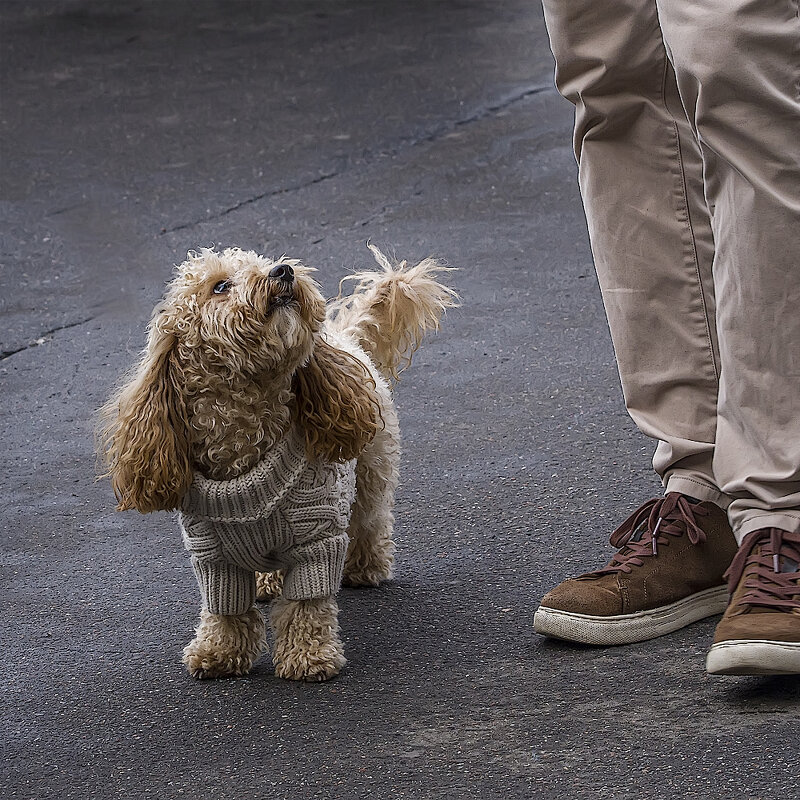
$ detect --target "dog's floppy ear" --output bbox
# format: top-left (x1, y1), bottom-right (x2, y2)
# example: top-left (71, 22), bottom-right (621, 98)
top-left (292, 337), bottom-right (381, 463)
top-left (97, 316), bottom-right (192, 513)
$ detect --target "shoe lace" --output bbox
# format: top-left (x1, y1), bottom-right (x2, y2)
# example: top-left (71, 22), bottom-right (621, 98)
top-left (724, 528), bottom-right (800, 611)
top-left (585, 493), bottom-right (710, 577)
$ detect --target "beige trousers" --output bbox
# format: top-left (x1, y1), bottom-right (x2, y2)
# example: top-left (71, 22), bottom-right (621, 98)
top-left (540, 0), bottom-right (800, 541)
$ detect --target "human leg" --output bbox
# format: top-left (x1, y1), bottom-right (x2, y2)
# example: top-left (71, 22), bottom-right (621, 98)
top-left (534, 0), bottom-right (737, 643)
top-left (541, 0), bottom-right (727, 503)
top-left (656, 0), bottom-right (800, 540)
top-left (655, 0), bottom-right (800, 673)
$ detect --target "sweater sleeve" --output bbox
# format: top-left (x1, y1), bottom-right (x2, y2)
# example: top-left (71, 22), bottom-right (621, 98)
top-left (281, 533), bottom-right (350, 600)
top-left (190, 556), bottom-right (256, 616)
top-left (180, 514), bottom-right (255, 615)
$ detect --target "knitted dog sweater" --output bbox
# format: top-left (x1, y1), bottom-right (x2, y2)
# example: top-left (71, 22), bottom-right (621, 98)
top-left (179, 433), bottom-right (356, 615)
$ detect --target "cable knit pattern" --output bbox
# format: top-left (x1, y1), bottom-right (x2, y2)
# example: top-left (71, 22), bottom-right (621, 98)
top-left (179, 433), bottom-right (356, 615)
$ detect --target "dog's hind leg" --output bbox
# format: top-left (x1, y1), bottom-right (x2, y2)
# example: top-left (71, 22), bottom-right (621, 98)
top-left (343, 404), bottom-right (400, 587)
top-left (270, 597), bottom-right (346, 681)
top-left (182, 607), bottom-right (265, 679)
top-left (255, 570), bottom-right (284, 601)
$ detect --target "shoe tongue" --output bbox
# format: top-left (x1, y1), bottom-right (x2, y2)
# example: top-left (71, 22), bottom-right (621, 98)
top-left (778, 556), bottom-right (799, 574)
top-left (628, 520), bottom-right (649, 543)
top-left (753, 541), bottom-right (800, 575)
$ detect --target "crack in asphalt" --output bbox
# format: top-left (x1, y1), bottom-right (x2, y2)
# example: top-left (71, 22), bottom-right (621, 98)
top-left (160, 170), bottom-right (341, 235)
top-left (0, 317), bottom-right (96, 362)
top-left (160, 83), bottom-right (552, 236)
top-left (351, 187), bottom-right (426, 232)
top-left (333, 85), bottom-right (553, 237)
top-left (408, 82), bottom-right (552, 143)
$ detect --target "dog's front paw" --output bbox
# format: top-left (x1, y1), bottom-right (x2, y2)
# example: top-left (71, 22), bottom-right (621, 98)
top-left (183, 641), bottom-right (249, 680)
top-left (273, 648), bottom-right (346, 682)
top-left (182, 608), bottom-right (265, 680)
top-left (255, 570), bottom-right (284, 602)
top-left (270, 597), bottom-right (346, 682)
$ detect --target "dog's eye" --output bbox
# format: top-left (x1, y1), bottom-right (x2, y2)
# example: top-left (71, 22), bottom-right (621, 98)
top-left (212, 280), bottom-right (231, 295)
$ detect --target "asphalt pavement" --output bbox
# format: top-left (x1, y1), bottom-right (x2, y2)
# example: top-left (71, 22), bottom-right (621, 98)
top-left (2, 2), bottom-right (798, 798)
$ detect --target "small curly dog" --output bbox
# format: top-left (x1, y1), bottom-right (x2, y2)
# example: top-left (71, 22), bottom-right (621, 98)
top-left (98, 244), bottom-right (455, 681)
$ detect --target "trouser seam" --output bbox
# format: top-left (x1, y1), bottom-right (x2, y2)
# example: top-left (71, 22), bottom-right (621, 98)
top-left (658, 50), bottom-right (720, 382)
top-left (669, 476), bottom-right (720, 491)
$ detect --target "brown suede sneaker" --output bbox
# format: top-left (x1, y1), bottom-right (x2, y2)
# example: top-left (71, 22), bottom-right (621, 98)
top-left (534, 493), bottom-right (738, 645)
top-left (706, 528), bottom-right (800, 675)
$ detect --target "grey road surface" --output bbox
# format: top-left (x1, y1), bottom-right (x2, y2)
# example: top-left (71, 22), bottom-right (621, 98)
top-left (2, 2), bottom-right (797, 799)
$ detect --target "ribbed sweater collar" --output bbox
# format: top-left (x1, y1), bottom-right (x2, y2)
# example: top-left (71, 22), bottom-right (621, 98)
top-left (180, 433), bottom-right (308, 523)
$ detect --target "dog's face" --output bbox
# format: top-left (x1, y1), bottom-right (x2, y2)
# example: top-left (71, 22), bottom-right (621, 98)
top-left (159, 248), bottom-right (326, 379)
top-left (99, 247), bottom-right (381, 513)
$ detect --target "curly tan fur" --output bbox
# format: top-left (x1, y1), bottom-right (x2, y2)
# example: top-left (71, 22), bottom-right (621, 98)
top-left (182, 608), bottom-right (266, 679)
top-left (98, 245), bottom-right (455, 681)
top-left (293, 337), bottom-right (382, 463)
top-left (270, 597), bottom-right (346, 682)
top-left (97, 321), bottom-right (192, 513)
top-left (329, 244), bottom-right (459, 379)
top-left (342, 405), bottom-right (400, 587)
top-left (255, 569), bottom-right (284, 602)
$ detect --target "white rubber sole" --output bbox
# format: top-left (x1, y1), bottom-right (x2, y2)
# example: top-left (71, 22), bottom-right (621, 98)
top-left (706, 640), bottom-right (800, 675)
top-left (533, 585), bottom-right (729, 646)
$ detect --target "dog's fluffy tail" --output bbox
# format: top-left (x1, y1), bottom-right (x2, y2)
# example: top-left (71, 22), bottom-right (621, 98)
top-left (328, 244), bottom-right (458, 380)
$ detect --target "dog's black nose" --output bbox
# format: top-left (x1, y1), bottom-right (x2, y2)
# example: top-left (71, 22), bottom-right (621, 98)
top-left (268, 263), bottom-right (294, 282)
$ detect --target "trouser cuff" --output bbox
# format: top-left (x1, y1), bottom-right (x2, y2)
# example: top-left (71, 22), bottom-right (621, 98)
top-left (733, 512), bottom-right (800, 544)
top-left (664, 474), bottom-right (732, 510)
